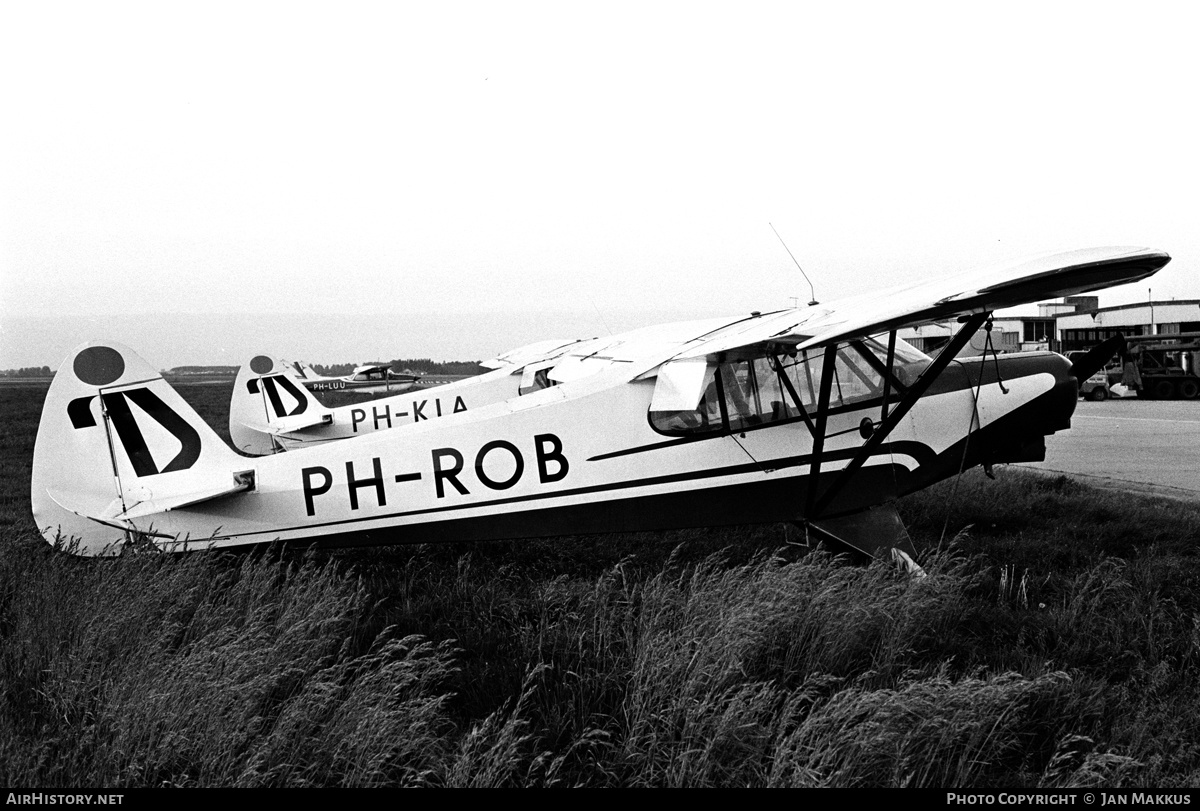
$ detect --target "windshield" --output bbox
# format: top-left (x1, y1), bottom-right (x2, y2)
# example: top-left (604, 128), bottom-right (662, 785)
top-left (649, 337), bottom-right (930, 437)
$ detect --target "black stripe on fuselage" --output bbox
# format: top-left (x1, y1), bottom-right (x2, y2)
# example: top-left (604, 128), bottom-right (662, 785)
top-left (206, 463), bottom-right (918, 552)
top-left (194, 440), bottom-right (937, 544)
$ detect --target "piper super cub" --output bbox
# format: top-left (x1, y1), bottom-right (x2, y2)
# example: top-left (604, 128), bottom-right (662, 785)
top-left (31, 246), bottom-right (1169, 562)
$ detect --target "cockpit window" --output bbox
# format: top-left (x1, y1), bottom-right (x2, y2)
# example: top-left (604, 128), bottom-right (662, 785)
top-left (857, 336), bottom-right (931, 388)
top-left (519, 368), bottom-right (554, 396)
top-left (649, 338), bottom-right (931, 437)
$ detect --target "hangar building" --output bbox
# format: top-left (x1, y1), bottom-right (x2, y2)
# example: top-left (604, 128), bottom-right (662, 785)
top-left (1055, 300), bottom-right (1200, 353)
top-left (900, 297), bottom-right (1200, 356)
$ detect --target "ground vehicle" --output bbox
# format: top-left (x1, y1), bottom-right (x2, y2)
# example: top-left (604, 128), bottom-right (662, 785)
top-left (1079, 368), bottom-right (1112, 400)
top-left (1065, 347), bottom-right (1116, 400)
top-left (1103, 333), bottom-right (1200, 400)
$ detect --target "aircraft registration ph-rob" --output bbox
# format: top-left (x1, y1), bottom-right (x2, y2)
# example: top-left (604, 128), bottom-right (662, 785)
top-left (31, 246), bottom-right (1169, 564)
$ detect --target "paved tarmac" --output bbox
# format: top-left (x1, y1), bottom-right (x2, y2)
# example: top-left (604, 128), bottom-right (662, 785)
top-left (1021, 398), bottom-right (1200, 501)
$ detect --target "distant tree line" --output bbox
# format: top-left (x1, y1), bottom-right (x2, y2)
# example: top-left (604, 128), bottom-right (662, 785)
top-left (0, 366), bottom-right (52, 377)
top-left (167, 366), bottom-right (240, 375)
top-left (0, 361), bottom-right (488, 378)
top-left (312, 358), bottom-right (487, 377)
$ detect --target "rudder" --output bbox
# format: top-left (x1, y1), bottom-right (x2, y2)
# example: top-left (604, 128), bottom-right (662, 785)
top-left (229, 355), bottom-right (331, 455)
top-left (32, 341), bottom-right (247, 556)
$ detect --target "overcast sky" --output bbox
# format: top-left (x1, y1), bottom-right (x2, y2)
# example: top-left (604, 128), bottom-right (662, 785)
top-left (2, 2), bottom-right (1197, 368)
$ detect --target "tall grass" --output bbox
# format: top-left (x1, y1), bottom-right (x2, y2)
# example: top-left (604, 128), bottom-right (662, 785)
top-left (7, 384), bottom-right (1200, 786)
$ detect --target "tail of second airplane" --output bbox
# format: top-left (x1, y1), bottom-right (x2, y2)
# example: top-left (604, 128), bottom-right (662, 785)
top-left (229, 355), bottom-right (333, 455)
top-left (31, 341), bottom-right (256, 556)
top-left (290, 360), bottom-right (324, 382)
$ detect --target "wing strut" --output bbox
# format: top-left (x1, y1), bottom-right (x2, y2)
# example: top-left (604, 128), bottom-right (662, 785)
top-left (880, 331), bottom-right (898, 422)
top-left (808, 312), bottom-right (989, 519)
top-left (804, 344), bottom-right (840, 516)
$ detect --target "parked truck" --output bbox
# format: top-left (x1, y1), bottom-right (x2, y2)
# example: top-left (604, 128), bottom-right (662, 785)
top-left (1111, 333), bottom-right (1200, 400)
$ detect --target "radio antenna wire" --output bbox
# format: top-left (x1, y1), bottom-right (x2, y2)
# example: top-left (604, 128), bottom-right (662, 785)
top-left (770, 222), bottom-right (818, 306)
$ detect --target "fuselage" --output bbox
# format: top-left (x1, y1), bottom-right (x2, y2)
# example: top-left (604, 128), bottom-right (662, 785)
top-left (99, 349), bottom-right (1077, 553)
top-left (231, 360), bottom-right (532, 454)
top-left (278, 369), bottom-right (521, 446)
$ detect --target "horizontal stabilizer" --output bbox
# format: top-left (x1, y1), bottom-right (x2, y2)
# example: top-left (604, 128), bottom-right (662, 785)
top-left (44, 489), bottom-right (177, 536)
top-left (264, 412), bottom-right (334, 435)
top-left (92, 469), bottom-right (255, 521)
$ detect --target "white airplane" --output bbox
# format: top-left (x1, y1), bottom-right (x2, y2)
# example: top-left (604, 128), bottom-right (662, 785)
top-left (229, 340), bottom-right (587, 455)
top-left (286, 360), bottom-right (422, 393)
top-left (31, 246), bottom-right (1169, 565)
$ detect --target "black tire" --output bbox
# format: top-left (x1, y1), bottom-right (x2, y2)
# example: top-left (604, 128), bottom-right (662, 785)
top-left (1152, 379), bottom-right (1177, 400)
top-left (1087, 387), bottom-right (1109, 402)
top-left (1179, 379), bottom-right (1200, 399)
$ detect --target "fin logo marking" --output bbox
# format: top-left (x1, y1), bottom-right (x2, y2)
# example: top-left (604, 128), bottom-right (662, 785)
top-left (67, 390), bottom-right (202, 477)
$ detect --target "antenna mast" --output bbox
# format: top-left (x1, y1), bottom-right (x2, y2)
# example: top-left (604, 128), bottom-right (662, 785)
top-left (770, 222), bottom-right (818, 306)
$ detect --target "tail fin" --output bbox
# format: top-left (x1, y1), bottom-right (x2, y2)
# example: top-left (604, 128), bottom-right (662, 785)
top-left (229, 355), bottom-right (332, 455)
top-left (32, 341), bottom-right (252, 556)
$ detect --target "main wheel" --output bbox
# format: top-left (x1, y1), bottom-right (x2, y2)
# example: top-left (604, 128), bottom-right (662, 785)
top-left (1152, 379), bottom-right (1177, 400)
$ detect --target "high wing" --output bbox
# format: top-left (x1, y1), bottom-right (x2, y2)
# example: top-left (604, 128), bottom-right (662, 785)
top-left (649, 245), bottom-right (1170, 561)
top-left (669, 246), bottom-right (1169, 360)
top-left (481, 338), bottom-right (591, 370)
top-left (347, 364), bottom-right (399, 381)
top-left (795, 245), bottom-right (1169, 351)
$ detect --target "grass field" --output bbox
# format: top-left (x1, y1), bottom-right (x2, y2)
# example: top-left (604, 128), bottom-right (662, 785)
top-left (5, 382), bottom-right (1200, 787)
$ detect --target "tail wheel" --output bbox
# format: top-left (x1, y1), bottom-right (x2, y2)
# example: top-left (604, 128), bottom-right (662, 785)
top-left (1179, 380), bottom-right (1200, 399)
top-left (1152, 379), bottom-right (1177, 400)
